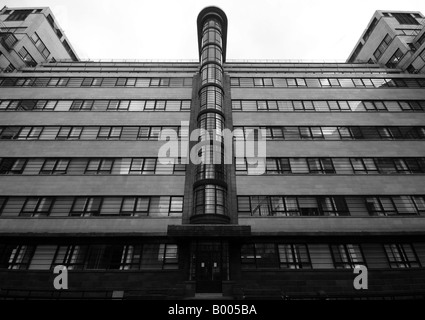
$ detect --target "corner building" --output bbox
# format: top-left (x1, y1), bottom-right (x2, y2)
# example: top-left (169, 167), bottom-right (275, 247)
top-left (0, 7), bottom-right (78, 72)
top-left (1, 6), bottom-right (425, 300)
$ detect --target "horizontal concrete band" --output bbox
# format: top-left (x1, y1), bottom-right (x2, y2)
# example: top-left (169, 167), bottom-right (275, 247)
top-left (0, 175), bottom-right (185, 196)
top-left (0, 141), bottom-right (179, 157)
top-left (0, 218), bottom-right (181, 236)
top-left (0, 217), bottom-right (424, 236)
top-left (0, 87), bottom-right (193, 100)
top-left (236, 175), bottom-right (425, 195)
top-left (0, 112), bottom-right (190, 126)
top-left (231, 88), bottom-right (425, 100)
top-left (240, 216), bottom-right (425, 236)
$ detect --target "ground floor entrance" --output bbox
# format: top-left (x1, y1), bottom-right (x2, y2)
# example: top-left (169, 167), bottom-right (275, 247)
top-left (190, 241), bottom-right (229, 293)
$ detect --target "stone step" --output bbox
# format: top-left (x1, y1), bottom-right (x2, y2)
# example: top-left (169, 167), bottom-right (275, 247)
top-left (184, 293), bottom-right (234, 300)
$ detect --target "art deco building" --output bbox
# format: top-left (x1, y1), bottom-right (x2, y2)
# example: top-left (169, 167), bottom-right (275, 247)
top-left (0, 6), bottom-right (425, 300)
top-left (348, 10), bottom-right (425, 73)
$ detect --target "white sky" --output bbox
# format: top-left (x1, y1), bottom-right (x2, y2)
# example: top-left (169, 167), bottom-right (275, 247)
top-left (1, 0), bottom-right (425, 61)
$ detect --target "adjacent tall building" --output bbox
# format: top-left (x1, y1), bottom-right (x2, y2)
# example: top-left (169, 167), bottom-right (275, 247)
top-left (0, 6), bottom-right (78, 72)
top-left (1, 6), bottom-right (425, 300)
top-left (348, 10), bottom-right (425, 73)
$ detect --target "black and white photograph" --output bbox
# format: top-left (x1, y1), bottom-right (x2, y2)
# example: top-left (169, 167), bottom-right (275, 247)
top-left (0, 0), bottom-right (425, 311)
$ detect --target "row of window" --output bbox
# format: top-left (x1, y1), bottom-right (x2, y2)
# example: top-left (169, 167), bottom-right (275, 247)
top-left (0, 126), bottom-right (186, 140)
top-left (236, 157), bottom-right (425, 175)
top-left (2, 99), bottom-right (424, 113)
top-left (386, 49), bottom-right (404, 69)
top-left (31, 32), bottom-right (50, 59)
top-left (237, 195), bottom-right (425, 217)
top-left (374, 34), bottom-right (393, 60)
top-left (241, 243), bottom-right (421, 269)
top-left (234, 126), bottom-right (425, 140)
top-left (0, 158), bottom-right (186, 175)
top-left (0, 241), bottom-right (421, 271)
top-left (17, 47), bottom-right (36, 67)
top-left (1, 126), bottom-right (425, 141)
top-left (0, 196), bottom-right (183, 217)
top-left (0, 99), bottom-right (191, 111)
top-left (0, 77), bottom-right (193, 87)
top-left (232, 100), bottom-right (425, 112)
top-left (230, 77), bottom-right (425, 88)
top-left (0, 243), bottom-right (178, 270)
top-left (4, 9), bottom-right (33, 21)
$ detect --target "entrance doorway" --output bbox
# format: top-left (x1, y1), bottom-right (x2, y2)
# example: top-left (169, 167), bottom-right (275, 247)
top-left (191, 241), bottom-right (228, 293)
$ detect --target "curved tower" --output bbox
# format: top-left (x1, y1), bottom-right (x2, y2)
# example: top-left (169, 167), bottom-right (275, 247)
top-left (191, 7), bottom-right (229, 224)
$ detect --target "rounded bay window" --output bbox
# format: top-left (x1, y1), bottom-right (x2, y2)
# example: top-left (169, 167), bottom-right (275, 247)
top-left (201, 45), bottom-right (222, 65)
top-left (201, 64), bottom-right (223, 86)
top-left (193, 184), bottom-right (227, 215)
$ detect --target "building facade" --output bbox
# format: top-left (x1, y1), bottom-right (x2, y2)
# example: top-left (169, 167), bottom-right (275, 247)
top-left (0, 6), bottom-right (78, 73)
top-left (348, 10), bottom-right (425, 73)
top-left (0, 6), bottom-right (425, 300)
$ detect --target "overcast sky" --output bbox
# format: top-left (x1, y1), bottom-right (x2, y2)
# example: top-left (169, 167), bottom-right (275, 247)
top-left (1, 0), bottom-right (425, 61)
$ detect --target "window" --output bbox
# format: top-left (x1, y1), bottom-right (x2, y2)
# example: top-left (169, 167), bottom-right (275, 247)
top-left (0, 158), bottom-right (26, 174)
top-left (169, 197), bottom-right (184, 216)
top-left (392, 13), bottom-right (420, 25)
top-left (97, 127), bottom-right (122, 140)
top-left (52, 243), bottom-right (178, 270)
top-left (119, 245), bottom-right (143, 270)
top-left (56, 127), bottom-right (82, 139)
top-left (363, 18), bottom-right (378, 42)
top-left (0, 197), bottom-right (7, 215)
top-left (5, 10), bottom-right (32, 21)
top-left (373, 34), bottom-right (392, 60)
top-left (365, 196), bottom-right (422, 216)
top-left (230, 100), bottom-right (425, 113)
top-left (330, 244), bottom-right (365, 269)
top-left (53, 245), bottom-right (88, 270)
top-left (241, 244), bottom-right (278, 269)
top-left (18, 127), bottom-right (43, 140)
top-left (194, 184), bottom-right (226, 215)
top-left (350, 158), bottom-right (378, 174)
top-left (417, 33), bottom-right (425, 47)
top-left (40, 159), bottom-right (69, 175)
top-left (85, 159), bottom-right (114, 175)
top-left (319, 196), bottom-right (349, 216)
top-left (307, 158), bottom-right (335, 174)
top-left (85, 245), bottom-right (124, 270)
top-left (70, 197), bottom-right (102, 217)
top-left (20, 197), bottom-right (54, 217)
top-left (365, 197), bottom-right (397, 216)
top-left (4, 63), bottom-right (16, 73)
top-left (129, 158), bottom-right (156, 174)
top-left (70, 100), bottom-right (93, 111)
top-left (120, 197), bottom-right (150, 216)
top-left (0, 245), bottom-right (35, 269)
top-left (384, 244), bottom-right (421, 268)
top-left (278, 244), bottom-right (311, 269)
top-left (241, 243), bottom-right (311, 269)
top-left (17, 47), bottom-right (37, 67)
top-left (386, 49), bottom-right (404, 68)
top-left (140, 244), bottom-right (178, 270)
top-left (31, 32), bottom-right (50, 58)
top-left (62, 39), bottom-right (78, 61)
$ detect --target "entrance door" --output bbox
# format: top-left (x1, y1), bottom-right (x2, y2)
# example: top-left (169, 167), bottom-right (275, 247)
top-left (193, 242), bottom-right (226, 293)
